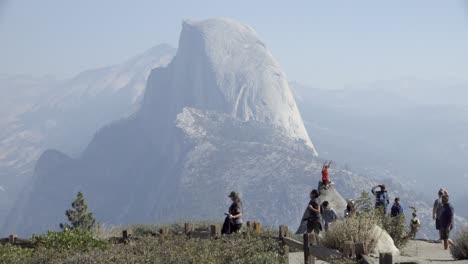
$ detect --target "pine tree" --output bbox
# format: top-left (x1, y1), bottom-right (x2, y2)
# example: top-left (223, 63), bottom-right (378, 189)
top-left (60, 191), bottom-right (96, 231)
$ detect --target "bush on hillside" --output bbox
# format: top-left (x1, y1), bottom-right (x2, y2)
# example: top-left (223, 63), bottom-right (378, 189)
top-left (379, 213), bottom-right (408, 248)
top-left (451, 227), bottom-right (468, 260)
top-left (0, 244), bottom-right (33, 264)
top-left (32, 229), bottom-right (108, 252)
top-left (321, 212), bottom-right (381, 252)
top-left (1, 228), bottom-right (281, 264)
top-left (323, 192), bottom-right (409, 251)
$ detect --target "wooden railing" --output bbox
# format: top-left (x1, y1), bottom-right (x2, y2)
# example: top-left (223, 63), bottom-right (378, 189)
top-left (0, 234), bottom-right (33, 248)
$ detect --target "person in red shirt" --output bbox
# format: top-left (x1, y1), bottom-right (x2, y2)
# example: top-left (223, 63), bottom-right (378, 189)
top-left (321, 161), bottom-right (332, 189)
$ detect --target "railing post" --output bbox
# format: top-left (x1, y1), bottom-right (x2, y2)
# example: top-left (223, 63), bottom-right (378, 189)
top-left (355, 241), bottom-right (367, 260)
top-left (379, 252), bottom-right (393, 264)
top-left (185, 223), bottom-right (193, 236)
top-left (342, 240), bottom-right (355, 259)
top-left (159, 228), bottom-right (169, 236)
top-left (279, 225), bottom-right (289, 264)
top-left (253, 222), bottom-right (261, 234)
top-left (303, 233), bottom-right (315, 264)
top-left (8, 234), bottom-right (17, 244)
top-left (210, 224), bottom-right (220, 238)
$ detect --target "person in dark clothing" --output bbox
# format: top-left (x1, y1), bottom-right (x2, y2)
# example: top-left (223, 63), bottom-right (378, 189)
top-left (321, 201), bottom-right (337, 231)
top-left (221, 191), bottom-right (243, 234)
top-left (439, 195), bottom-right (455, 250)
top-left (433, 188), bottom-right (448, 239)
top-left (307, 189), bottom-right (322, 237)
top-left (371, 184), bottom-right (390, 215)
top-left (390, 197), bottom-right (403, 217)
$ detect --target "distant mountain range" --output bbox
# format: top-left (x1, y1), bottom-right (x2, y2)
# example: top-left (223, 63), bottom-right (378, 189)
top-left (0, 44), bottom-right (175, 228)
top-left (292, 81), bottom-right (468, 202)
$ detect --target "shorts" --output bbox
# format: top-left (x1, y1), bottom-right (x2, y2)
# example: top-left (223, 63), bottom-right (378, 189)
top-left (439, 227), bottom-right (451, 240)
top-left (435, 219), bottom-right (441, 230)
top-left (307, 220), bottom-right (322, 234)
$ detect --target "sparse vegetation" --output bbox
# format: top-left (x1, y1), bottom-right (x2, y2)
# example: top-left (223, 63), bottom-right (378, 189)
top-left (0, 223), bottom-right (282, 264)
top-left (322, 211), bottom-right (381, 252)
top-left (379, 212), bottom-right (408, 248)
top-left (0, 244), bottom-right (33, 264)
top-left (322, 192), bottom-right (409, 252)
top-left (32, 229), bottom-right (108, 252)
top-left (451, 227), bottom-right (468, 260)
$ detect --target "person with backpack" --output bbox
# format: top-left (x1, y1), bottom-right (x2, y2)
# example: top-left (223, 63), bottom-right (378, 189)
top-left (321, 201), bottom-right (338, 231)
top-left (409, 212), bottom-right (421, 239)
top-left (221, 191), bottom-right (243, 234)
top-left (390, 197), bottom-right (403, 217)
top-left (433, 188), bottom-right (448, 240)
top-left (439, 195), bottom-right (454, 250)
top-left (371, 184), bottom-right (390, 215)
top-left (307, 190), bottom-right (322, 237)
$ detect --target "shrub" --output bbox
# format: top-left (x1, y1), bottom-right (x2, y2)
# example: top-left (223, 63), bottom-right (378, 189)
top-left (379, 213), bottom-right (408, 248)
top-left (323, 192), bottom-right (409, 252)
top-left (0, 244), bottom-right (33, 264)
top-left (32, 229), bottom-right (108, 252)
top-left (322, 212), bottom-right (381, 252)
top-left (18, 228), bottom-right (281, 264)
top-left (451, 227), bottom-right (468, 260)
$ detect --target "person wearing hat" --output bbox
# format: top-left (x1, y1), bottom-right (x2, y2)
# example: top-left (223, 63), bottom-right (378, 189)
top-left (221, 191), bottom-right (243, 234)
top-left (372, 184), bottom-right (390, 215)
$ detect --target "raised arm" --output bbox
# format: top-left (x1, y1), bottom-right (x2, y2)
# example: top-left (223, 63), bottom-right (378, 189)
top-left (371, 185), bottom-right (379, 196)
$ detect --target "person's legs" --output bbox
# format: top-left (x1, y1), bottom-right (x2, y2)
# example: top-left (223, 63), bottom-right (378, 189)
top-left (440, 228), bottom-right (450, 249)
top-left (314, 225), bottom-right (320, 246)
top-left (436, 219), bottom-right (441, 240)
top-left (306, 221), bottom-right (314, 234)
top-left (232, 223), bottom-right (242, 233)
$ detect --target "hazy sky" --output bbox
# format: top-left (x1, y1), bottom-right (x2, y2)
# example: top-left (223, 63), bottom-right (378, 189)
top-left (1, 0), bottom-right (467, 89)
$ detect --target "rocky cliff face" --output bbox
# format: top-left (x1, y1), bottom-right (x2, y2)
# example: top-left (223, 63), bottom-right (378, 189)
top-left (6, 18), bottom-right (318, 235)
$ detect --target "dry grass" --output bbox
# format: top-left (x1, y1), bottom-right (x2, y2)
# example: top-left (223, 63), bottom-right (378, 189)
top-left (451, 227), bottom-right (468, 260)
top-left (321, 213), bottom-right (381, 253)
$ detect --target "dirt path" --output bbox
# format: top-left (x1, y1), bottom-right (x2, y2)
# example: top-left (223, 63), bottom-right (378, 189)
top-left (288, 240), bottom-right (468, 264)
top-left (288, 252), bottom-right (328, 264)
top-left (398, 240), bottom-right (468, 263)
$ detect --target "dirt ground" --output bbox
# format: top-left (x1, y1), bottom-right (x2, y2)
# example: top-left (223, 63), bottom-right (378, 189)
top-left (288, 240), bottom-right (468, 264)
